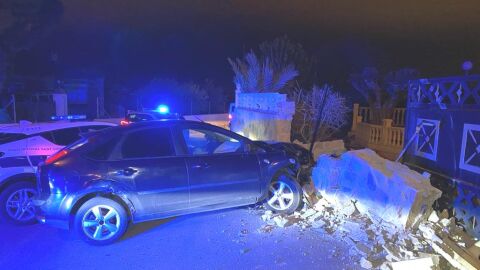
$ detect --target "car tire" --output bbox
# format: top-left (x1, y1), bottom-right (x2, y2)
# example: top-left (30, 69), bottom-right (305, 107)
top-left (75, 197), bottom-right (128, 245)
top-left (264, 172), bottom-right (303, 214)
top-left (0, 181), bottom-right (37, 225)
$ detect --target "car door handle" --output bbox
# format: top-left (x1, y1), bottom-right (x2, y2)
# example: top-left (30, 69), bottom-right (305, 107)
top-left (121, 168), bottom-right (138, 176)
top-left (191, 163), bottom-right (211, 169)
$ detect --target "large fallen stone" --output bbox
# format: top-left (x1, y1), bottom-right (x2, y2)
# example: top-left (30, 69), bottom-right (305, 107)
top-left (312, 149), bottom-right (442, 230)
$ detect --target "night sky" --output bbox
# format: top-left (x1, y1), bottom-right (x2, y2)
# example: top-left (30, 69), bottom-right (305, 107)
top-left (26, 0), bottom-right (480, 93)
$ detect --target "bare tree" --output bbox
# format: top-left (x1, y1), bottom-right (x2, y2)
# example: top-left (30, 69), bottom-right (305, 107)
top-left (349, 67), bottom-right (417, 124)
top-left (292, 84), bottom-right (350, 143)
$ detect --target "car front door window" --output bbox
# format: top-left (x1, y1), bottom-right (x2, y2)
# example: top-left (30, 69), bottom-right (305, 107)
top-left (182, 128), bottom-right (243, 156)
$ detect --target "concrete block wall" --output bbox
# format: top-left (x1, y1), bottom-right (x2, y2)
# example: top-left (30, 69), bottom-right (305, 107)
top-left (312, 149), bottom-right (442, 230)
top-left (231, 92), bottom-right (295, 142)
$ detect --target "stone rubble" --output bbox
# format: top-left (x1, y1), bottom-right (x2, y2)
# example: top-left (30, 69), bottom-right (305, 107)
top-left (257, 194), bottom-right (446, 269)
top-left (254, 148), bottom-right (479, 269)
top-left (257, 190), bottom-right (480, 269)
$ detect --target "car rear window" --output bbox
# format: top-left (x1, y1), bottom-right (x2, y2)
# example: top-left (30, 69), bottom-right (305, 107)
top-left (121, 127), bottom-right (175, 159)
top-left (51, 127), bottom-right (81, 146)
top-left (0, 133), bottom-right (27, 145)
top-left (86, 136), bottom-right (120, 161)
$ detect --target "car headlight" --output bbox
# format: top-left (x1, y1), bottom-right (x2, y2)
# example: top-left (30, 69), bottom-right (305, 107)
top-left (289, 158), bottom-right (296, 164)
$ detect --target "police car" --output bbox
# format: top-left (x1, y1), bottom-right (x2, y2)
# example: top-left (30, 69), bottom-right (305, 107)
top-left (0, 119), bottom-right (116, 224)
top-left (120, 105), bottom-right (184, 125)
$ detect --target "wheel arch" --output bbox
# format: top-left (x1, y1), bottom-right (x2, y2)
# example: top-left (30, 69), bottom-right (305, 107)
top-left (68, 187), bottom-right (135, 229)
top-left (269, 165), bottom-right (298, 183)
top-left (0, 173), bottom-right (37, 194)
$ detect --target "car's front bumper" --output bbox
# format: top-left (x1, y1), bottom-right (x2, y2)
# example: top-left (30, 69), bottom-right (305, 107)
top-left (33, 193), bottom-right (74, 230)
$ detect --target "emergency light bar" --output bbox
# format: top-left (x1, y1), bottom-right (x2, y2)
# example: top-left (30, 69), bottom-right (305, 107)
top-left (155, 104), bottom-right (170, 114)
top-left (50, 115), bottom-right (87, 121)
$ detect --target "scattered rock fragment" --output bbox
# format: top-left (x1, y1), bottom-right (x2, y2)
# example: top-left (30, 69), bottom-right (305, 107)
top-left (240, 248), bottom-right (251, 254)
top-left (360, 257), bottom-right (373, 269)
top-left (427, 211), bottom-right (440, 223)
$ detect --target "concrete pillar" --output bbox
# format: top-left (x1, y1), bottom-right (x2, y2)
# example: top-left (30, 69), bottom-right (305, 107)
top-left (352, 103), bottom-right (359, 131)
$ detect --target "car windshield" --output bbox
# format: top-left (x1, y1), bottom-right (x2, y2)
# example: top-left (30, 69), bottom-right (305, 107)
top-left (0, 133), bottom-right (27, 145)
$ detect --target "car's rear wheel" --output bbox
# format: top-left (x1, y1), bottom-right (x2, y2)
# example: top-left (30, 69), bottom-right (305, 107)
top-left (75, 197), bottom-right (128, 245)
top-left (265, 173), bottom-right (303, 214)
top-left (0, 181), bottom-right (37, 225)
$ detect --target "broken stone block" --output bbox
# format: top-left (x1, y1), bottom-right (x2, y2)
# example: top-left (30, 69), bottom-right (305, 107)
top-left (379, 262), bottom-right (391, 270)
top-left (311, 219), bottom-right (325, 229)
top-left (308, 211), bottom-right (323, 222)
top-left (390, 255), bottom-right (439, 270)
top-left (439, 218), bottom-right (451, 228)
top-left (428, 211), bottom-right (440, 223)
top-left (301, 208), bottom-right (317, 219)
top-left (360, 257), bottom-right (373, 269)
top-left (273, 216), bottom-right (288, 227)
top-left (312, 149), bottom-right (442, 230)
top-left (383, 244), bottom-right (403, 261)
top-left (355, 242), bottom-right (372, 256)
top-left (261, 210), bottom-right (273, 222)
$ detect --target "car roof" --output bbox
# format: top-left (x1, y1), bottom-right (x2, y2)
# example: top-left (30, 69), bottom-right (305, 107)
top-left (115, 119), bottom-right (233, 133)
top-left (122, 119), bottom-right (204, 128)
top-left (0, 121), bottom-right (116, 135)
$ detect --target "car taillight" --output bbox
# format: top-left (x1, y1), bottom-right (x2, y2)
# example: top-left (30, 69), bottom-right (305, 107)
top-left (45, 150), bottom-right (69, 165)
top-left (120, 119), bottom-right (130, 126)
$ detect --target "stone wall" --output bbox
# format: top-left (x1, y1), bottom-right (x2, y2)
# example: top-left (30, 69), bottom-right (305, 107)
top-left (230, 92), bottom-right (295, 142)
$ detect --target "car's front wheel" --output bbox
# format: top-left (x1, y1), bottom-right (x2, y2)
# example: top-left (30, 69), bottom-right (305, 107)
top-left (265, 173), bottom-right (303, 214)
top-left (0, 181), bottom-right (37, 225)
top-left (75, 197), bottom-right (128, 245)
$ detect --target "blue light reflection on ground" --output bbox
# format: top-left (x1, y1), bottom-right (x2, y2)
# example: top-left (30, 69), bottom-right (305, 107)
top-left (0, 207), bottom-right (357, 270)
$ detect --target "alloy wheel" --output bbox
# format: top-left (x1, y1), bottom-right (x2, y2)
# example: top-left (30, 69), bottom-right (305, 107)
top-left (5, 188), bottom-right (37, 222)
top-left (82, 205), bottom-right (121, 241)
top-left (267, 179), bottom-right (295, 211)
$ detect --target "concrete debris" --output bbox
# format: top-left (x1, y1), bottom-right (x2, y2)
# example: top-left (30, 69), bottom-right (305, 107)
top-left (390, 255), bottom-right (440, 270)
top-left (258, 195), bottom-right (439, 268)
top-left (255, 148), bottom-right (479, 270)
top-left (273, 216), bottom-right (288, 228)
top-left (312, 149), bottom-right (442, 230)
top-left (419, 222), bottom-right (480, 270)
top-left (379, 262), bottom-right (391, 270)
top-left (360, 257), bottom-right (373, 269)
top-left (439, 218), bottom-right (451, 228)
top-left (428, 211), bottom-right (440, 223)
top-left (240, 248), bottom-right (251, 254)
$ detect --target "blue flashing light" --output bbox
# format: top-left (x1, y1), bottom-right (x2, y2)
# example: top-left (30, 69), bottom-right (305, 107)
top-left (156, 104), bottom-right (170, 114)
top-left (51, 115), bottom-right (87, 121)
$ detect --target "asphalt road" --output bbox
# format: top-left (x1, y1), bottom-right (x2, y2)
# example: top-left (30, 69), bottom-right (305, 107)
top-left (0, 206), bottom-right (358, 270)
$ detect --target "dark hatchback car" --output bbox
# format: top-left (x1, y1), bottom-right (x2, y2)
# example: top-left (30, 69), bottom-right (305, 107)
top-left (34, 120), bottom-right (303, 244)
